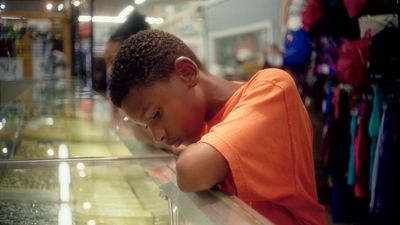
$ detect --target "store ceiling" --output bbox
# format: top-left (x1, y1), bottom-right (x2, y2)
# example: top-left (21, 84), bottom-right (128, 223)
top-left (95, 0), bottom-right (195, 16)
top-left (1, 0), bottom-right (203, 18)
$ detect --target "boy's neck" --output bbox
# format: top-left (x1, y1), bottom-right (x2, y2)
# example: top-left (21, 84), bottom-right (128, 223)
top-left (200, 72), bottom-right (243, 121)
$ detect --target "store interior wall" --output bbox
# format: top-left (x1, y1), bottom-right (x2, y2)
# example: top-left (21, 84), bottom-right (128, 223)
top-left (203, 0), bottom-right (281, 43)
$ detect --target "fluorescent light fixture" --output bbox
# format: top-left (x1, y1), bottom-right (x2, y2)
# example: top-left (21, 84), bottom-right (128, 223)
top-left (118, 5), bottom-right (134, 18)
top-left (93, 16), bottom-right (126, 23)
top-left (0, 3), bottom-right (5, 10)
top-left (46, 2), bottom-right (53, 10)
top-left (78, 15), bottom-right (91, 22)
top-left (78, 15), bottom-right (126, 23)
top-left (0, 16), bottom-right (21, 20)
top-left (135, 0), bottom-right (146, 5)
top-left (146, 17), bottom-right (164, 25)
top-left (78, 15), bottom-right (164, 25)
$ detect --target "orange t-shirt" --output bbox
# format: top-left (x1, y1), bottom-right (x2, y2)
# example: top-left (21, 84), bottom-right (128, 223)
top-left (200, 69), bottom-right (327, 225)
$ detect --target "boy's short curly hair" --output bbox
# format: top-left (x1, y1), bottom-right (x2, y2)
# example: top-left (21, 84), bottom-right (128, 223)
top-left (109, 29), bottom-right (203, 107)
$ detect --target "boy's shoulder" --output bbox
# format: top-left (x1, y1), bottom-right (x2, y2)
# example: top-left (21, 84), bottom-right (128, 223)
top-left (247, 68), bottom-right (296, 90)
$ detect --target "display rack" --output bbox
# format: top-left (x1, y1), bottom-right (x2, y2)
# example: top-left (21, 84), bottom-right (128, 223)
top-left (0, 10), bottom-right (72, 78)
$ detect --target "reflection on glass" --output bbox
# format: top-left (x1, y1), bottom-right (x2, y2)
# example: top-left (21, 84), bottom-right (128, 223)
top-left (58, 203), bottom-right (72, 225)
top-left (77, 162), bottom-right (85, 170)
top-left (58, 144), bottom-right (68, 159)
top-left (47, 148), bottom-right (55, 156)
top-left (83, 201), bottom-right (92, 210)
top-left (46, 117), bottom-right (54, 126)
top-left (58, 162), bottom-right (71, 202)
top-left (79, 170), bottom-right (87, 178)
top-left (87, 219), bottom-right (96, 225)
top-left (0, 119), bottom-right (4, 130)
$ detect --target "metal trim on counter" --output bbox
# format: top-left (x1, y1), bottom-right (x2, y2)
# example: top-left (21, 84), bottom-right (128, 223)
top-left (0, 155), bottom-right (175, 169)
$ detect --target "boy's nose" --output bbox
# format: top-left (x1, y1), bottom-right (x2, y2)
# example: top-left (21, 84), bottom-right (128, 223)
top-left (149, 125), bottom-right (166, 143)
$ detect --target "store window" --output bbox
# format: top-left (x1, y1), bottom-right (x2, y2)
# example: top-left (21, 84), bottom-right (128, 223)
top-left (209, 22), bottom-right (272, 80)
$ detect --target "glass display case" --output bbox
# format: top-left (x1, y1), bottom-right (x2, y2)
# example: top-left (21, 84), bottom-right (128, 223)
top-left (0, 104), bottom-right (24, 159)
top-left (0, 78), bottom-right (274, 225)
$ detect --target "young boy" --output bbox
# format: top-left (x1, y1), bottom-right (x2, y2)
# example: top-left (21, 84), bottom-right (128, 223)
top-left (109, 30), bottom-right (327, 225)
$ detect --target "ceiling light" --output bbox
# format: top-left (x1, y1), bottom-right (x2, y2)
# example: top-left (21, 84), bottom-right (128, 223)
top-left (0, 3), bottom-right (5, 10)
top-left (46, 2), bottom-right (53, 10)
top-left (145, 17), bottom-right (164, 25)
top-left (58, 3), bottom-right (64, 11)
top-left (118, 5), bottom-right (134, 18)
top-left (78, 15), bottom-right (91, 22)
top-left (0, 16), bottom-right (21, 20)
top-left (78, 15), bottom-right (126, 23)
top-left (93, 16), bottom-right (125, 23)
top-left (72, 0), bottom-right (81, 7)
top-left (134, 0), bottom-right (146, 5)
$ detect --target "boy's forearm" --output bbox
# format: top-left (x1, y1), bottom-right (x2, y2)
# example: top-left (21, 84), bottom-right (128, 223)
top-left (175, 142), bottom-right (229, 192)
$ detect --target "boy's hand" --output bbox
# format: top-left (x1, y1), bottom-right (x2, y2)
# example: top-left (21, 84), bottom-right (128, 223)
top-left (170, 144), bottom-right (187, 155)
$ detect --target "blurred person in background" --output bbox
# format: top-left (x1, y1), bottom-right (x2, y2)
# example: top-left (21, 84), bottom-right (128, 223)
top-left (263, 43), bottom-right (283, 69)
top-left (104, 11), bottom-right (149, 78)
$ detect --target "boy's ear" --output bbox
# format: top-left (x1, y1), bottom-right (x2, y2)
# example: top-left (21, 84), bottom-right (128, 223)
top-left (174, 56), bottom-right (198, 87)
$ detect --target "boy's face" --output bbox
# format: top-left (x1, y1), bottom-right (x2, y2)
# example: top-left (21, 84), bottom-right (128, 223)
top-left (120, 73), bottom-right (206, 147)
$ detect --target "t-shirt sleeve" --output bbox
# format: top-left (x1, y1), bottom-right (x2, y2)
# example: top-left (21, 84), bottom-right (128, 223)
top-left (200, 70), bottom-right (305, 202)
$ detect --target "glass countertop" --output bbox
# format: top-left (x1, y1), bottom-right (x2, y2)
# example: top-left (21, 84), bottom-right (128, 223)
top-left (0, 155), bottom-right (173, 225)
top-left (0, 155), bottom-right (273, 225)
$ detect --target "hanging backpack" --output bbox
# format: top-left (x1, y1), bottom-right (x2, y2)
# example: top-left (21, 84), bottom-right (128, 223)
top-left (336, 29), bottom-right (371, 87)
top-left (283, 28), bottom-right (311, 66)
top-left (343, 0), bottom-right (367, 18)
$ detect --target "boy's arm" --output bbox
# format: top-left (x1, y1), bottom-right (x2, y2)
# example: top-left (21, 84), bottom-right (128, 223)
top-left (175, 142), bottom-right (229, 192)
